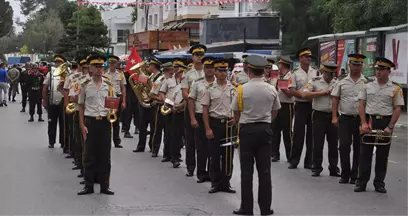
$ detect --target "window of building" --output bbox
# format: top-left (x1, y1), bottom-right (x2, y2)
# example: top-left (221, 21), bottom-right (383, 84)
top-left (219, 3), bottom-right (234, 11)
top-left (117, 29), bottom-right (130, 43)
top-left (141, 17), bottom-right (145, 30)
top-left (154, 14), bottom-right (158, 26)
top-left (148, 15), bottom-right (152, 27)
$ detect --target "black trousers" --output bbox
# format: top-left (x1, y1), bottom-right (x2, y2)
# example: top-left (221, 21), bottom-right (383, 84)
top-left (162, 113), bottom-right (173, 159)
top-left (136, 105), bottom-right (154, 151)
top-left (122, 99), bottom-right (140, 132)
top-left (28, 90), bottom-right (42, 116)
top-left (171, 112), bottom-right (184, 162)
top-left (195, 113), bottom-right (210, 180)
top-left (47, 102), bottom-right (64, 146)
top-left (21, 84), bottom-right (28, 109)
top-left (271, 103), bottom-right (293, 161)
top-left (65, 113), bottom-right (74, 154)
top-left (73, 111), bottom-right (82, 167)
top-left (84, 116), bottom-right (111, 188)
top-left (152, 105), bottom-right (165, 155)
top-left (338, 114), bottom-right (361, 181)
top-left (239, 123), bottom-right (272, 213)
top-left (312, 111), bottom-right (339, 173)
top-left (356, 115), bottom-right (392, 188)
top-left (111, 96), bottom-right (123, 145)
top-left (291, 101), bottom-right (313, 167)
top-left (184, 106), bottom-right (196, 173)
top-left (208, 118), bottom-right (234, 188)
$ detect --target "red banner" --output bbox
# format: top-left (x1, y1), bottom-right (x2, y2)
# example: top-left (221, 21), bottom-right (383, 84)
top-left (320, 41), bottom-right (336, 63)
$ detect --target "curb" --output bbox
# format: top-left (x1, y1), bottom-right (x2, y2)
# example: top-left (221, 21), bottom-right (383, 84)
top-left (395, 123), bottom-right (407, 128)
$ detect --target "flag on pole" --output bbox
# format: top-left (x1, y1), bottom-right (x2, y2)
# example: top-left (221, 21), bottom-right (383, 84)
top-left (124, 47), bottom-right (143, 74)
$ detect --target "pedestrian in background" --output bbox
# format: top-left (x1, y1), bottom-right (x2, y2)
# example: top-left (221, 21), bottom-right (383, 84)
top-left (0, 63), bottom-right (8, 107)
top-left (7, 64), bottom-right (20, 102)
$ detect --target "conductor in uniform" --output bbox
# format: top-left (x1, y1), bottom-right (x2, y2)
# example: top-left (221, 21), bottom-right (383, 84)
top-left (78, 55), bottom-right (115, 195)
top-left (331, 54), bottom-right (367, 184)
top-left (231, 55), bottom-right (279, 216)
top-left (302, 62), bottom-right (340, 177)
top-left (355, 57), bottom-right (404, 193)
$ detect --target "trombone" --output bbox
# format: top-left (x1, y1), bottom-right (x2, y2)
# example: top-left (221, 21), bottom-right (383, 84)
top-left (360, 129), bottom-right (397, 145)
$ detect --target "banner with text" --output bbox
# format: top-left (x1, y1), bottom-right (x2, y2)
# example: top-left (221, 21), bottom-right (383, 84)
top-left (336, 39), bottom-right (355, 75)
top-left (358, 37), bottom-right (377, 77)
top-left (320, 41), bottom-right (336, 63)
top-left (385, 32), bottom-right (407, 84)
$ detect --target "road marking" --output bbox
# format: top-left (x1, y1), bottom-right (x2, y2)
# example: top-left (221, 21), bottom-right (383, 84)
top-left (388, 160), bottom-right (399, 164)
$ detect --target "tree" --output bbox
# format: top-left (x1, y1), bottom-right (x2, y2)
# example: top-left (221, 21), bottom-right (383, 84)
top-left (131, 7), bottom-right (138, 23)
top-left (0, 0), bottom-right (14, 38)
top-left (19, 0), bottom-right (65, 16)
top-left (19, 45), bottom-right (29, 54)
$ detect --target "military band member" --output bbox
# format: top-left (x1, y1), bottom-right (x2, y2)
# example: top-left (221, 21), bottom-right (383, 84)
top-left (27, 64), bottom-right (44, 122)
top-left (133, 58), bottom-right (161, 153)
top-left (188, 56), bottom-right (216, 183)
top-left (303, 62), bottom-right (340, 177)
top-left (230, 55), bottom-right (249, 86)
top-left (287, 48), bottom-right (319, 169)
top-left (158, 62), bottom-right (178, 162)
top-left (122, 64), bottom-right (140, 138)
top-left (20, 63), bottom-right (30, 112)
top-left (78, 55), bottom-right (115, 195)
top-left (355, 57), bottom-right (404, 193)
top-left (270, 56), bottom-right (294, 162)
top-left (263, 57), bottom-right (275, 82)
top-left (42, 55), bottom-right (66, 149)
top-left (181, 44), bottom-right (206, 177)
top-left (231, 55), bottom-right (279, 216)
top-left (331, 54), bottom-right (367, 184)
top-left (201, 59), bottom-right (236, 194)
top-left (103, 55), bottom-right (126, 148)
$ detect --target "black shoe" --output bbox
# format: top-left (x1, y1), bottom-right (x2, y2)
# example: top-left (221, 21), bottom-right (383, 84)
top-left (38, 117), bottom-right (44, 122)
top-left (311, 171), bottom-right (320, 177)
top-left (173, 161), bottom-right (180, 168)
top-left (20, 108), bottom-right (25, 112)
top-left (134, 129), bottom-right (140, 134)
top-left (72, 165), bottom-right (81, 170)
top-left (0, 104), bottom-right (3, 107)
top-left (78, 173), bottom-right (84, 178)
top-left (271, 156), bottom-right (279, 162)
top-left (197, 178), bottom-right (206, 183)
top-left (304, 164), bottom-right (312, 169)
top-left (209, 187), bottom-right (221, 194)
top-left (288, 164), bottom-right (297, 169)
top-left (151, 153), bottom-right (158, 158)
top-left (133, 148), bottom-right (144, 152)
top-left (330, 171), bottom-right (341, 177)
top-left (233, 209), bottom-right (254, 215)
top-left (115, 144), bottom-right (123, 148)
top-left (77, 187), bottom-right (94, 195)
top-left (261, 209), bottom-right (274, 215)
top-left (354, 185), bottom-right (366, 192)
top-left (48, 144), bottom-right (54, 148)
top-left (80, 181), bottom-right (85, 185)
top-left (12, 99), bottom-right (16, 102)
top-left (100, 188), bottom-right (114, 195)
top-left (28, 117), bottom-right (34, 122)
top-left (186, 171), bottom-right (194, 177)
top-left (124, 132), bottom-right (133, 138)
top-left (222, 186), bottom-right (236, 193)
top-left (65, 154), bottom-right (74, 159)
top-left (339, 178), bottom-right (349, 184)
top-left (375, 186), bottom-right (387, 193)
top-left (350, 179), bottom-right (356, 184)
top-left (161, 158), bottom-right (171, 162)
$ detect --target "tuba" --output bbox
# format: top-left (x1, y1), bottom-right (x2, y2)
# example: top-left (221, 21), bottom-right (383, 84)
top-left (128, 61), bottom-right (153, 108)
top-left (65, 103), bottom-right (76, 114)
top-left (54, 63), bottom-right (69, 92)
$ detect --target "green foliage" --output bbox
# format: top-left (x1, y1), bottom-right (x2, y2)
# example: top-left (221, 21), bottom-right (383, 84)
top-left (19, 0), bottom-right (65, 16)
top-left (131, 7), bottom-right (138, 23)
top-left (19, 45), bottom-right (29, 54)
top-left (0, 0), bottom-right (14, 38)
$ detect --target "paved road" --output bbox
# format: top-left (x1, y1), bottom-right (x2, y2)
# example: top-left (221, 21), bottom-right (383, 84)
top-left (0, 101), bottom-right (406, 215)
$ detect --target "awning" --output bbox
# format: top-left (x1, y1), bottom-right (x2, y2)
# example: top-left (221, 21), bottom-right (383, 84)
top-left (164, 23), bottom-right (176, 30)
top-left (176, 21), bottom-right (199, 29)
top-left (171, 22), bottom-right (184, 30)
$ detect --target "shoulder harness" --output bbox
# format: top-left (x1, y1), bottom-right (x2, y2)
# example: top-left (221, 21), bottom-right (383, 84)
top-left (81, 79), bottom-right (91, 87)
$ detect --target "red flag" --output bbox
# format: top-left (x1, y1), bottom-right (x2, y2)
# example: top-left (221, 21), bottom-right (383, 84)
top-left (124, 47), bottom-right (143, 74)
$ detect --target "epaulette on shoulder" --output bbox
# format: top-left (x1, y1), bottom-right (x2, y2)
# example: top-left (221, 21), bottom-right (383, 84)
top-left (292, 67), bottom-right (299, 72)
top-left (311, 66), bottom-right (318, 70)
top-left (102, 75), bottom-right (110, 80)
top-left (81, 79), bottom-right (91, 87)
top-left (103, 79), bottom-right (113, 86)
top-left (392, 81), bottom-right (401, 87)
top-left (364, 76), bottom-right (374, 83)
top-left (196, 77), bottom-right (204, 82)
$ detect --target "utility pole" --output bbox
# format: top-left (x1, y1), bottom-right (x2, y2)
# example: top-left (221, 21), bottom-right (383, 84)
top-left (76, 10), bottom-right (80, 51)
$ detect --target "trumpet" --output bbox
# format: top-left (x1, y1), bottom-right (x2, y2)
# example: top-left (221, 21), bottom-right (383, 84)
top-left (107, 109), bottom-right (118, 123)
top-left (360, 130), bottom-right (397, 145)
top-left (160, 98), bottom-right (175, 116)
top-left (65, 103), bottom-right (76, 114)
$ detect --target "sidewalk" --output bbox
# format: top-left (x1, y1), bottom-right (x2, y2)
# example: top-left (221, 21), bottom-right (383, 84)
top-left (396, 111), bottom-right (407, 128)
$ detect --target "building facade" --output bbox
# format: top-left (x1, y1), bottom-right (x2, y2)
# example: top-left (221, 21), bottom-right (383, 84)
top-left (101, 7), bottom-right (134, 55)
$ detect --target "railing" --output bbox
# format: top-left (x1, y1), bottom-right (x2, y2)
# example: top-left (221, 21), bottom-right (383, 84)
top-left (203, 11), bottom-right (279, 18)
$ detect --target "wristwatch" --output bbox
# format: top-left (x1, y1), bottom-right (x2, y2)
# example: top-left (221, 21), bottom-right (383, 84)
top-left (387, 124), bottom-right (394, 129)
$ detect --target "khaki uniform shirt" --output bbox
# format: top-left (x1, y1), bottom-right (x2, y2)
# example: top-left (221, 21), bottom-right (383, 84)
top-left (201, 81), bottom-right (234, 119)
top-left (172, 85), bottom-right (184, 106)
top-left (104, 70), bottom-right (126, 96)
top-left (43, 71), bottom-right (63, 105)
top-left (150, 73), bottom-right (165, 104)
top-left (288, 66), bottom-right (319, 102)
top-left (358, 80), bottom-right (405, 116)
top-left (303, 76), bottom-right (337, 113)
top-left (233, 71), bottom-right (249, 85)
top-left (180, 67), bottom-right (204, 90)
top-left (271, 72), bottom-right (295, 104)
top-left (231, 78), bottom-right (281, 124)
top-left (78, 79), bottom-right (112, 117)
top-left (159, 76), bottom-right (178, 100)
top-left (331, 75), bottom-right (367, 115)
top-left (188, 77), bottom-right (215, 114)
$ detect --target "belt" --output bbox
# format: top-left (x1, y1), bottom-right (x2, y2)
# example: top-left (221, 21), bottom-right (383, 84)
top-left (314, 110), bottom-right (331, 114)
top-left (369, 115), bottom-right (392, 120)
top-left (210, 117), bottom-right (229, 123)
top-left (85, 116), bottom-right (107, 120)
top-left (341, 114), bottom-right (359, 118)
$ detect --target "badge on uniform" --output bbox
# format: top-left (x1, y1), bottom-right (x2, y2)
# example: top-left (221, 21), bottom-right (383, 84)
top-left (270, 71), bottom-right (279, 79)
top-left (277, 79), bottom-right (289, 89)
top-left (132, 75), bottom-right (149, 84)
top-left (105, 97), bottom-right (120, 110)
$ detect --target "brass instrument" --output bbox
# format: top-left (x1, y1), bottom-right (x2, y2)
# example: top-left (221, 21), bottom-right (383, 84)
top-left (361, 130), bottom-right (397, 145)
top-left (65, 103), bottom-right (76, 114)
top-left (128, 61), bottom-right (154, 108)
top-left (107, 109), bottom-right (118, 123)
top-left (54, 63), bottom-right (69, 92)
top-left (160, 98), bottom-right (174, 116)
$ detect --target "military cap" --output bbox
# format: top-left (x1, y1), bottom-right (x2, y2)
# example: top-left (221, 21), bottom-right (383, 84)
top-left (348, 54), bottom-right (366, 65)
top-left (320, 62), bottom-right (338, 73)
top-left (212, 59), bottom-right (229, 71)
top-left (246, 55), bottom-right (268, 70)
top-left (71, 61), bottom-right (78, 66)
top-left (149, 56), bottom-right (162, 66)
top-left (108, 55), bottom-right (120, 63)
top-left (87, 55), bottom-right (106, 66)
top-left (278, 56), bottom-right (293, 65)
top-left (79, 59), bottom-right (88, 66)
top-left (54, 55), bottom-right (66, 63)
top-left (189, 44), bottom-right (207, 55)
top-left (375, 57), bottom-right (395, 69)
top-left (242, 55), bottom-right (248, 63)
top-left (161, 62), bottom-right (174, 71)
top-left (266, 57), bottom-right (275, 65)
top-left (201, 56), bottom-right (215, 65)
top-left (297, 48), bottom-right (313, 58)
top-left (173, 58), bottom-right (186, 67)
